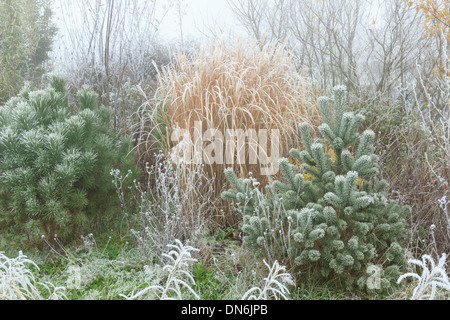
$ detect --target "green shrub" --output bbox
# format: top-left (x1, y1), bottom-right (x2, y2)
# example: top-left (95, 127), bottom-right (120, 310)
top-left (222, 86), bottom-right (410, 290)
top-left (0, 76), bottom-right (138, 243)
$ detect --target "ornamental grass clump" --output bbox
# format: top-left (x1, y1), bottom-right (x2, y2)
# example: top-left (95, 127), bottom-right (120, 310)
top-left (222, 86), bottom-right (411, 290)
top-left (0, 76), bottom-right (137, 243)
top-left (137, 39), bottom-right (319, 225)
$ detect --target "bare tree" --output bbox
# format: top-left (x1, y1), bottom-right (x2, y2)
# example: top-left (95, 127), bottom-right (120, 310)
top-left (226, 0), bottom-right (269, 46)
top-left (364, 0), bottom-right (429, 99)
top-left (54, 0), bottom-right (171, 132)
top-left (227, 0), bottom-right (440, 105)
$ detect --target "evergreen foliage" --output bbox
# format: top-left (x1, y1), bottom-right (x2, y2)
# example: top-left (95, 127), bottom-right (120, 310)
top-left (0, 76), bottom-right (138, 242)
top-left (222, 86), bottom-right (411, 290)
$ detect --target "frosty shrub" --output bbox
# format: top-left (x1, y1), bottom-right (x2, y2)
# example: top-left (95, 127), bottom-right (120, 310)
top-left (120, 239), bottom-right (200, 300)
top-left (242, 260), bottom-right (294, 300)
top-left (0, 76), bottom-right (137, 242)
top-left (0, 251), bottom-right (66, 300)
top-left (222, 86), bottom-right (411, 290)
top-left (112, 150), bottom-right (214, 258)
top-left (398, 253), bottom-right (450, 300)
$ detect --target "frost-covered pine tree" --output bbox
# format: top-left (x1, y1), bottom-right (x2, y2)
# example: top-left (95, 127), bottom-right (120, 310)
top-left (222, 85), bottom-right (410, 290)
top-left (0, 76), bottom-right (137, 243)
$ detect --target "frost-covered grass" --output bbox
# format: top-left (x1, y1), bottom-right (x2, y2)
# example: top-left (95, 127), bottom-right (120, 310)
top-left (242, 260), bottom-right (294, 300)
top-left (397, 253), bottom-right (450, 300)
top-left (120, 239), bottom-right (200, 300)
top-left (1, 234), bottom-right (447, 301)
top-left (0, 251), bottom-right (67, 300)
top-left (112, 151), bottom-right (213, 260)
top-left (4, 230), bottom-right (446, 301)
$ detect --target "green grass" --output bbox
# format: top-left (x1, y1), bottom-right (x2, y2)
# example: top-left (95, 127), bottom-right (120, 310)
top-left (0, 217), bottom-right (446, 300)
